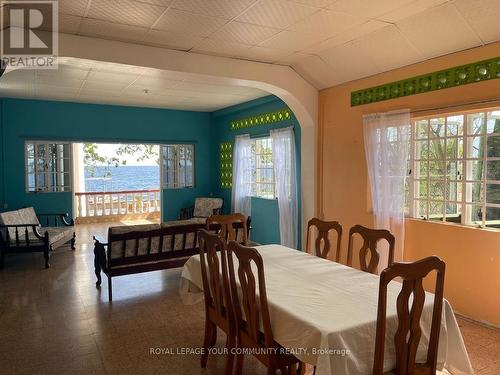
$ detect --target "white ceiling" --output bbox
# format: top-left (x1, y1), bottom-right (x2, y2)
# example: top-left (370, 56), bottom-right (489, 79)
top-left (0, 58), bottom-right (270, 111)
top-left (1, 0), bottom-right (500, 109)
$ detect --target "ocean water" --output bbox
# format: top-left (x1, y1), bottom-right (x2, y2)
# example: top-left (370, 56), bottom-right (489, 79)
top-left (85, 165), bottom-right (160, 192)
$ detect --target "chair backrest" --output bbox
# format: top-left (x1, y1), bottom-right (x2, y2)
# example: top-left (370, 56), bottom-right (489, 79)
top-left (227, 241), bottom-right (274, 349)
top-left (372, 256), bottom-right (446, 375)
top-left (347, 225), bottom-right (395, 274)
top-left (306, 218), bottom-right (343, 261)
top-left (206, 213), bottom-right (248, 244)
top-left (194, 197), bottom-right (224, 218)
top-left (198, 229), bottom-right (233, 325)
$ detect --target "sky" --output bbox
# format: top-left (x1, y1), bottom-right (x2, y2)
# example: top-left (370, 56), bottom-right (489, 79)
top-left (93, 143), bottom-right (159, 166)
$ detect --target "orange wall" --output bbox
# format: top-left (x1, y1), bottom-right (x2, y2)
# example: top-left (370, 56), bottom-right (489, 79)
top-left (319, 41), bottom-right (500, 327)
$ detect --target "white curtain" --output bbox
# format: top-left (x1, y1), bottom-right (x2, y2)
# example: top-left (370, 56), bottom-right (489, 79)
top-left (363, 109), bottom-right (411, 273)
top-left (231, 134), bottom-right (252, 218)
top-left (271, 127), bottom-right (298, 249)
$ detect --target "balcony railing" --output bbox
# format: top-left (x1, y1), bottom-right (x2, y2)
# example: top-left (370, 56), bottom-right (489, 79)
top-left (75, 189), bottom-right (161, 221)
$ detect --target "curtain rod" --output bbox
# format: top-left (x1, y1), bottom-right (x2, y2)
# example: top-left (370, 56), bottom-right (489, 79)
top-left (410, 98), bottom-right (500, 115)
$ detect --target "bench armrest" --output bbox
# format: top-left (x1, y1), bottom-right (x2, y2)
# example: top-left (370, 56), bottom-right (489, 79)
top-left (0, 224), bottom-right (48, 244)
top-left (37, 213), bottom-right (74, 227)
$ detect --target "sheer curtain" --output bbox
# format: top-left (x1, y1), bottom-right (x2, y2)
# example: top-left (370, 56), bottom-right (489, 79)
top-left (363, 109), bottom-right (411, 273)
top-left (271, 127), bottom-right (298, 249)
top-left (231, 134), bottom-right (252, 218)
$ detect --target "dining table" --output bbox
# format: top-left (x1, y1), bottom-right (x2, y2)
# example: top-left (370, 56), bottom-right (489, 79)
top-left (179, 244), bottom-right (473, 375)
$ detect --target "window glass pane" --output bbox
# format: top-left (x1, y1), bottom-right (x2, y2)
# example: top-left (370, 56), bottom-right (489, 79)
top-left (485, 206), bottom-right (500, 228)
top-left (466, 136), bottom-right (484, 159)
top-left (446, 180), bottom-right (462, 202)
top-left (446, 115), bottom-right (463, 136)
top-left (428, 139), bottom-right (445, 159)
top-left (487, 135), bottom-right (500, 157)
top-left (429, 180), bottom-right (445, 201)
top-left (26, 142), bottom-right (71, 193)
top-left (486, 111), bottom-right (500, 134)
top-left (445, 138), bottom-right (462, 159)
top-left (416, 199), bottom-right (427, 218)
top-left (416, 160), bottom-right (427, 177)
top-left (467, 160), bottom-right (484, 181)
top-left (416, 120), bottom-right (428, 139)
top-left (429, 201), bottom-right (444, 220)
top-left (26, 143), bottom-right (34, 158)
top-left (415, 140), bottom-right (428, 160)
top-left (429, 118), bottom-right (445, 138)
top-left (162, 144), bottom-right (194, 189)
top-left (467, 113), bottom-right (485, 135)
top-left (486, 184), bottom-right (500, 204)
top-left (446, 161), bottom-right (462, 180)
top-left (429, 160), bottom-right (445, 178)
top-left (465, 182), bottom-right (483, 203)
top-left (487, 160), bottom-right (500, 180)
top-left (416, 180), bottom-right (427, 198)
top-left (445, 202), bottom-right (461, 223)
top-left (465, 204), bottom-right (483, 225)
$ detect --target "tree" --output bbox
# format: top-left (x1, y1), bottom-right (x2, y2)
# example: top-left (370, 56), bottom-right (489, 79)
top-left (83, 143), bottom-right (159, 177)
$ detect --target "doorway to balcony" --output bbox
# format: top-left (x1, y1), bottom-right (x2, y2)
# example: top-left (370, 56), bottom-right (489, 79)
top-left (72, 143), bottom-right (161, 225)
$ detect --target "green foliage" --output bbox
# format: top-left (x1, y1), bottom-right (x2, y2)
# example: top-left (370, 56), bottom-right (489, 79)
top-left (83, 143), bottom-right (159, 178)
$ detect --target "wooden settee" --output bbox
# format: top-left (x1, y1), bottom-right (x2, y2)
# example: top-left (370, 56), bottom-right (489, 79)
top-left (94, 217), bottom-right (250, 301)
top-left (0, 207), bottom-right (75, 269)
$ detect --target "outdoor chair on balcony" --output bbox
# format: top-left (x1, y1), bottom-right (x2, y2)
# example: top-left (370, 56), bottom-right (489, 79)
top-left (178, 197), bottom-right (223, 221)
top-left (0, 207), bottom-right (75, 269)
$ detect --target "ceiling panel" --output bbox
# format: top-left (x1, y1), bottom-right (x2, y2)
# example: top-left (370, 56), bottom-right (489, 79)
top-left (154, 8), bottom-right (228, 36)
top-left (237, 46), bottom-right (292, 63)
top-left (60, 0), bottom-right (89, 17)
top-left (260, 30), bottom-right (322, 51)
top-left (80, 19), bottom-right (149, 42)
top-left (327, 0), bottom-right (415, 19)
top-left (379, 0), bottom-right (448, 23)
top-left (192, 38), bottom-right (252, 58)
top-left (236, 0), bottom-right (318, 29)
top-left (291, 55), bottom-right (336, 89)
top-left (87, 0), bottom-right (166, 27)
top-left (210, 21), bottom-right (281, 45)
top-left (397, 3), bottom-right (482, 59)
top-left (288, 9), bottom-right (367, 38)
top-left (171, 0), bottom-right (257, 19)
top-left (142, 30), bottom-right (203, 50)
top-left (453, 0), bottom-right (500, 44)
top-left (59, 13), bottom-right (83, 34)
top-left (288, 0), bottom-right (335, 7)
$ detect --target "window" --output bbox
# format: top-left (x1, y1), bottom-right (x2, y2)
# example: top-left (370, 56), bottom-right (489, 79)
top-left (25, 142), bottom-right (72, 192)
top-left (250, 137), bottom-right (275, 199)
top-left (162, 144), bottom-right (194, 188)
top-left (407, 109), bottom-right (500, 228)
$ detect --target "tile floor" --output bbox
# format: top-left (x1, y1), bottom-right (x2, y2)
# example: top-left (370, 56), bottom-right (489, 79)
top-left (0, 222), bottom-right (499, 374)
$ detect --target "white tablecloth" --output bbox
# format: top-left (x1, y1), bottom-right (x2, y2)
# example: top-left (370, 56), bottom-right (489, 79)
top-left (179, 244), bottom-right (473, 375)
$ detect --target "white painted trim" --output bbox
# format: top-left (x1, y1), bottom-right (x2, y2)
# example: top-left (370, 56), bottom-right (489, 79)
top-left (53, 33), bottom-right (317, 246)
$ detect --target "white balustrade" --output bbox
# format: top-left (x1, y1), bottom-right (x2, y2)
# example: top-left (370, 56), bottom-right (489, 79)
top-left (75, 189), bottom-right (161, 219)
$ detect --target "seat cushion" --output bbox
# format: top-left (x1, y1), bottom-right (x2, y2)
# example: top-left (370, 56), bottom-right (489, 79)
top-left (43, 227), bottom-right (74, 246)
top-left (193, 198), bottom-right (223, 218)
top-left (18, 207), bottom-right (40, 226)
top-left (0, 210), bottom-right (23, 239)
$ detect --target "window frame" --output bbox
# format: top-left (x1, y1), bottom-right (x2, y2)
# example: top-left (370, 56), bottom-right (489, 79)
top-left (407, 108), bottom-right (500, 228)
top-left (250, 136), bottom-right (276, 200)
top-left (25, 140), bottom-right (73, 193)
top-left (161, 144), bottom-right (195, 189)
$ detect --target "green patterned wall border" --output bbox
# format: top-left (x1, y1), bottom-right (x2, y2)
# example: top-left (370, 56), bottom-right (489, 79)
top-left (220, 142), bottom-right (233, 189)
top-left (230, 108), bottom-right (292, 130)
top-left (351, 56), bottom-right (500, 107)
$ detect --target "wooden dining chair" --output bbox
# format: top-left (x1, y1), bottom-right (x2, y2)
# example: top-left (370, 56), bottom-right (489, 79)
top-left (306, 218), bottom-right (343, 261)
top-left (227, 241), bottom-right (301, 375)
top-left (347, 225), bottom-right (395, 274)
top-left (207, 213), bottom-right (248, 245)
top-left (198, 229), bottom-right (236, 375)
top-left (372, 256), bottom-right (446, 375)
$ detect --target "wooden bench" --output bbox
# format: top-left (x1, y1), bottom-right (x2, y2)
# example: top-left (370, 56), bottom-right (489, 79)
top-left (94, 218), bottom-right (250, 301)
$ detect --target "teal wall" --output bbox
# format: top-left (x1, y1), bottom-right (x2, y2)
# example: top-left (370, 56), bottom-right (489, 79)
top-left (0, 98), bottom-right (214, 221)
top-left (211, 95), bottom-right (301, 246)
top-left (0, 95), bottom-right (300, 246)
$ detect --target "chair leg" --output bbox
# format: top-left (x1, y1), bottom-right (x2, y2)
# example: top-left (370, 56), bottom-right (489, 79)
top-left (201, 319), bottom-right (217, 368)
top-left (44, 247), bottom-right (50, 268)
top-left (71, 233), bottom-right (76, 250)
top-left (108, 276), bottom-right (112, 301)
top-left (235, 353), bottom-right (244, 375)
top-left (267, 366), bottom-right (277, 375)
top-left (0, 248), bottom-right (4, 269)
top-left (224, 334), bottom-right (236, 375)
